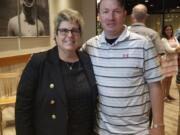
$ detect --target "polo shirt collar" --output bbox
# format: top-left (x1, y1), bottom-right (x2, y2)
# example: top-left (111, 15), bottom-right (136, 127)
top-left (131, 22), bottom-right (146, 27)
top-left (99, 25), bottom-right (130, 45)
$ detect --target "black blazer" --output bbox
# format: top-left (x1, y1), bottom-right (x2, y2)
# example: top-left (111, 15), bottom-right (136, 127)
top-left (15, 46), bottom-right (98, 135)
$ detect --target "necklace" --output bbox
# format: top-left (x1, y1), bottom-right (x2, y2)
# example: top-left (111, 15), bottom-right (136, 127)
top-left (65, 62), bottom-right (74, 70)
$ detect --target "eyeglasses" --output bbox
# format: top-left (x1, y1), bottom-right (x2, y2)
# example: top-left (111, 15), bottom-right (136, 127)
top-left (58, 28), bottom-right (81, 36)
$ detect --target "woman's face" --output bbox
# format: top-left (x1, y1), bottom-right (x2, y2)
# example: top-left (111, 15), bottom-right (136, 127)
top-left (55, 21), bottom-right (81, 53)
top-left (165, 26), bottom-right (173, 38)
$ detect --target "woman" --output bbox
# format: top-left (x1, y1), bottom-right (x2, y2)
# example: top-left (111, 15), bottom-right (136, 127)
top-left (15, 9), bottom-right (98, 135)
top-left (161, 25), bottom-right (180, 102)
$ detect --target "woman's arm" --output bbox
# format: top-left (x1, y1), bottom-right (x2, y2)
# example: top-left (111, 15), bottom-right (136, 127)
top-left (15, 54), bottom-right (41, 135)
top-left (161, 38), bottom-right (176, 53)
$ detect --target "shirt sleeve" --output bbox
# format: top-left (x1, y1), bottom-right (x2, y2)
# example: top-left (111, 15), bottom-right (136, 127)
top-left (143, 39), bottom-right (164, 83)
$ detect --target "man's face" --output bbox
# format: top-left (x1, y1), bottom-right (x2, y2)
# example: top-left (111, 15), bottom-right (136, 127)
top-left (22, 0), bottom-right (34, 14)
top-left (99, 0), bottom-right (126, 38)
top-left (23, 0), bottom-right (34, 7)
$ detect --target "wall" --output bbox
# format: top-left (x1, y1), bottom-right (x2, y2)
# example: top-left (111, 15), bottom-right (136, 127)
top-left (81, 0), bottom-right (96, 42)
top-left (51, 0), bottom-right (96, 43)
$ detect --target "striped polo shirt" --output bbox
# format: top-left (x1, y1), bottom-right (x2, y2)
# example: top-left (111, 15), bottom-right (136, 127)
top-left (82, 26), bottom-right (163, 135)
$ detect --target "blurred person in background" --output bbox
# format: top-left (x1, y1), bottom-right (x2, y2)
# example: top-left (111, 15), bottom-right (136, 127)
top-left (129, 3), bottom-right (166, 127)
top-left (161, 24), bottom-right (180, 102)
top-left (129, 4), bottom-right (165, 56)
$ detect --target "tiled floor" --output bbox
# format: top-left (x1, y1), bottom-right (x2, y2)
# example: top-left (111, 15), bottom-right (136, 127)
top-left (164, 77), bottom-right (179, 135)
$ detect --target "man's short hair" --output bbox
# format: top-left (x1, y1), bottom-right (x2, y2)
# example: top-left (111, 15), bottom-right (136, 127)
top-left (97, 0), bottom-right (126, 13)
top-left (132, 4), bottom-right (148, 21)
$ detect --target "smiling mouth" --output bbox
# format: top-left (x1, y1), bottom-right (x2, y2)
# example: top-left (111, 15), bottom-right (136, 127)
top-left (107, 23), bottom-right (115, 26)
top-left (65, 41), bottom-right (76, 44)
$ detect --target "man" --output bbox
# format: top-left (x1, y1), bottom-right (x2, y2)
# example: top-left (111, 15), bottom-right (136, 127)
top-left (7, 0), bottom-right (45, 36)
top-left (128, 4), bottom-right (165, 55)
top-left (82, 0), bottom-right (164, 134)
top-left (128, 4), bottom-right (166, 127)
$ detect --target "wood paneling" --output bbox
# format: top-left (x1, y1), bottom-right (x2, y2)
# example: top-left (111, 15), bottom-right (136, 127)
top-left (0, 54), bottom-right (30, 67)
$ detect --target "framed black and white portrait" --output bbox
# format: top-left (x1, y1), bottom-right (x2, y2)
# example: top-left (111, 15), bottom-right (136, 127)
top-left (0, 0), bottom-right (50, 37)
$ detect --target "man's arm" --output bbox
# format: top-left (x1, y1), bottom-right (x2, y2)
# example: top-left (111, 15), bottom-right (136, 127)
top-left (153, 32), bottom-right (166, 55)
top-left (148, 81), bottom-right (164, 135)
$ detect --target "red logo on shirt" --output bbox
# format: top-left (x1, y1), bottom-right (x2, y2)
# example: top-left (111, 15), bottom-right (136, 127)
top-left (123, 54), bottom-right (129, 58)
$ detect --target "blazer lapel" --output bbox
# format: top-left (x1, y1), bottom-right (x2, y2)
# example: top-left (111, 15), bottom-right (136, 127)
top-left (78, 52), bottom-right (96, 87)
top-left (77, 51), bottom-right (98, 106)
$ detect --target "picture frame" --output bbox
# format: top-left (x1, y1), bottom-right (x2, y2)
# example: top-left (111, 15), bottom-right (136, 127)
top-left (0, 0), bottom-right (50, 37)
